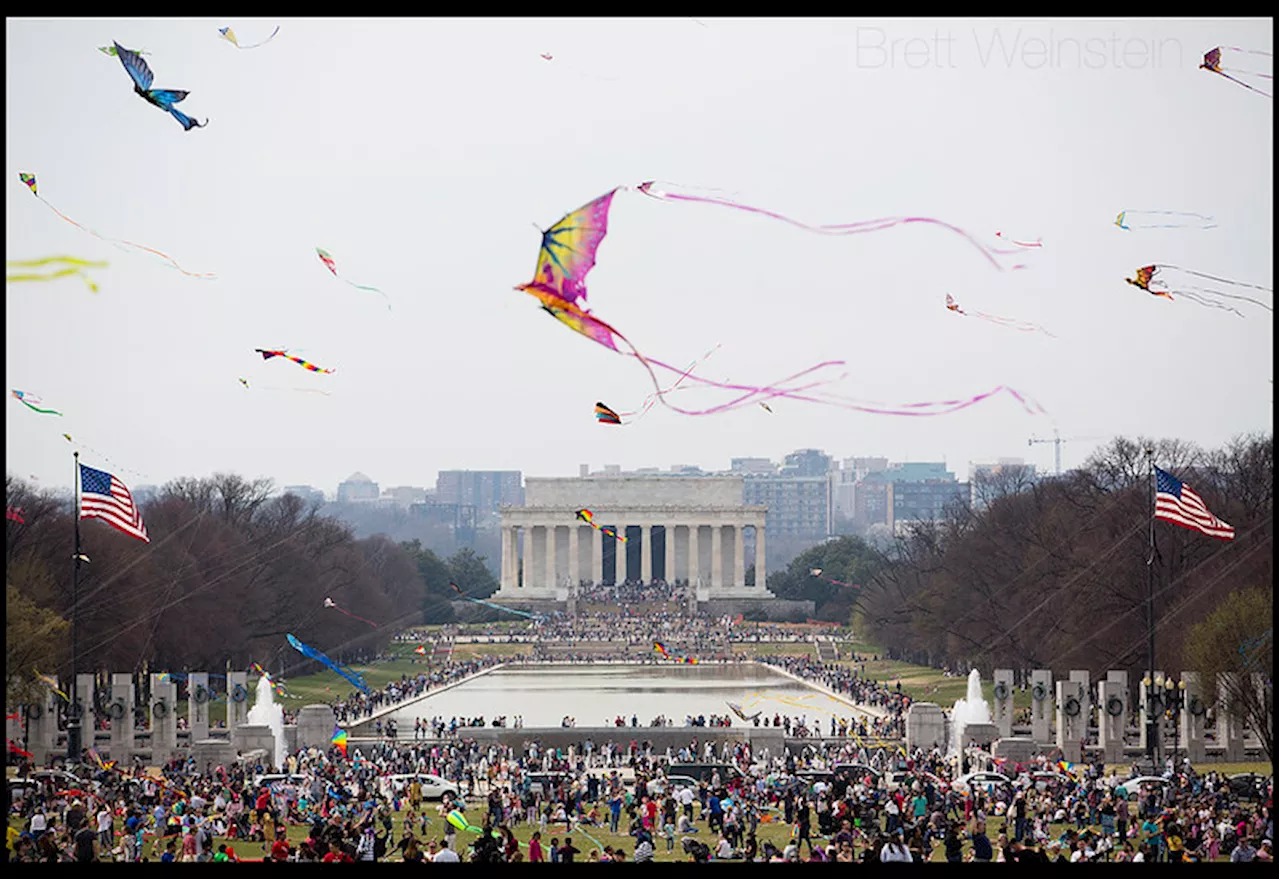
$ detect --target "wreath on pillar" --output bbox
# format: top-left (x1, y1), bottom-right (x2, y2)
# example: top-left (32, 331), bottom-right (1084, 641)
top-left (26, 703), bottom-right (43, 720)
top-left (1063, 697), bottom-right (1081, 717)
top-left (1106, 696), bottom-right (1124, 717)
top-left (65, 702), bottom-right (83, 721)
top-left (193, 686), bottom-right (209, 705)
top-left (109, 701), bottom-right (127, 720)
top-left (152, 700), bottom-right (169, 719)
top-left (1031, 683), bottom-right (1047, 702)
top-left (231, 684), bottom-right (248, 703)
top-left (993, 683), bottom-right (1009, 701)
top-left (1188, 695), bottom-right (1206, 717)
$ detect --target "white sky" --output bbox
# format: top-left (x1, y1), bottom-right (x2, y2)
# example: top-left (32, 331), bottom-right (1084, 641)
top-left (6, 18), bottom-right (1274, 493)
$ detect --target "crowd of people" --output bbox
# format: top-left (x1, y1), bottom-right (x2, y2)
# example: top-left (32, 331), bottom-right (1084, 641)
top-left (8, 730), bottom-right (1272, 862)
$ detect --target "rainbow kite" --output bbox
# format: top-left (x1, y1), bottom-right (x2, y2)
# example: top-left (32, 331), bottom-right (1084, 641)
top-left (332, 725), bottom-right (348, 757)
top-left (576, 508), bottom-right (626, 541)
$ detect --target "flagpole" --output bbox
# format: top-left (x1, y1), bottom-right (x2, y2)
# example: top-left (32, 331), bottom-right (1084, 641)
top-left (68, 451), bottom-right (82, 763)
top-left (1143, 445), bottom-right (1158, 766)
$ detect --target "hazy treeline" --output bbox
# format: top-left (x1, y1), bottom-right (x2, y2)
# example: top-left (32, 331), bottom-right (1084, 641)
top-left (861, 434), bottom-right (1274, 677)
top-left (4, 473), bottom-right (498, 686)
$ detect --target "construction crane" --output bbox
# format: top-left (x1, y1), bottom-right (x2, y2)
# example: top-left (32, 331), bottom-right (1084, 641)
top-left (1028, 430), bottom-right (1106, 476)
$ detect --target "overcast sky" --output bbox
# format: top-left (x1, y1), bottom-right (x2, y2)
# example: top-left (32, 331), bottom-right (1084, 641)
top-left (6, 18), bottom-right (1274, 494)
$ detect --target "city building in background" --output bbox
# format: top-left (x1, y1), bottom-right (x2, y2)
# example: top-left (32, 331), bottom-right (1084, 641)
top-left (435, 470), bottom-right (524, 516)
top-left (336, 472), bottom-right (379, 503)
top-left (283, 484), bottom-right (326, 505)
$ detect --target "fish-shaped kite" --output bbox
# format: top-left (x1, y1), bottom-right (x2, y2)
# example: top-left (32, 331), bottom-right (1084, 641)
top-left (1114, 210), bottom-right (1217, 231)
top-left (594, 401), bottom-right (622, 425)
top-left (540, 53), bottom-right (554, 61)
top-left (285, 634), bottom-right (370, 694)
top-left (98, 45), bottom-right (150, 56)
top-left (576, 508), bottom-right (626, 541)
top-left (255, 348), bottom-right (335, 374)
top-left (218, 25), bottom-right (281, 49)
top-left (112, 41), bottom-right (207, 130)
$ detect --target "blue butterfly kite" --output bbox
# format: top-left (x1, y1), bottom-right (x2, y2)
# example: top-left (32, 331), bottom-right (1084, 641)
top-left (112, 41), bottom-right (207, 131)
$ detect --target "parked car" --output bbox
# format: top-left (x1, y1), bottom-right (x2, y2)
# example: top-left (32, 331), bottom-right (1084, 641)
top-left (378, 773), bottom-right (459, 801)
top-left (250, 773), bottom-right (309, 789)
top-left (1030, 771), bottom-right (1074, 791)
top-left (953, 772), bottom-right (1014, 795)
top-left (1226, 773), bottom-right (1269, 801)
top-left (667, 763), bottom-right (743, 784)
top-left (527, 772), bottom-right (570, 796)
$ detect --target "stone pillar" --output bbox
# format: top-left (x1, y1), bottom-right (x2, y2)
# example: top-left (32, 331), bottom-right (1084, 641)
top-left (545, 525), bottom-right (557, 589)
top-left (499, 527), bottom-right (513, 590)
top-left (594, 525), bottom-right (604, 585)
top-left (711, 525), bottom-right (723, 589)
top-left (521, 528), bottom-right (531, 590)
top-left (754, 522), bottom-right (766, 588)
top-left (733, 525), bottom-right (745, 588)
top-left (1139, 671), bottom-right (1163, 757)
top-left (298, 704), bottom-right (336, 751)
top-left (110, 673), bottom-right (135, 758)
top-left (188, 672), bottom-right (211, 743)
top-left (1068, 670), bottom-right (1091, 745)
top-left (992, 669), bottom-right (1015, 738)
top-left (1216, 673), bottom-right (1245, 761)
top-left (1106, 670), bottom-right (1130, 745)
top-left (25, 686), bottom-right (60, 765)
top-left (1179, 672), bottom-right (1207, 763)
top-left (150, 673), bottom-right (178, 764)
top-left (905, 702), bottom-right (946, 752)
top-left (1055, 680), bottom-right (1084, 763)
top-left (568, 525), bottom-right (580, 586)
top-left (75, 673), bottom-right (95, 752)
top-left (1030, 669), bottom-right (1053, 744)
top-left (227, 671), bottom-right (250, 731)
top-left (641, 525), bottom-right (652, 584)
top-left (1098, 679), bottom-right (1126, 763)
top-left (665, 525), bottom-right (677, 584)
top-left (613, 522), bottom-right (625, 584)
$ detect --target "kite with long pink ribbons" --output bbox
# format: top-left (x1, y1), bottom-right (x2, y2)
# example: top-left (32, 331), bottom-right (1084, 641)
top-left (810, 568), bottom-right (861, 590)
top-left (324, 597), bottom-right (378, 628)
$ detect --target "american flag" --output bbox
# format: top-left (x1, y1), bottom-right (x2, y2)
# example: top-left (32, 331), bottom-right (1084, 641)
top-left (79, 463), bottom-right (149, 543)
top-left (1154, 466), bottom-right (1234, 541)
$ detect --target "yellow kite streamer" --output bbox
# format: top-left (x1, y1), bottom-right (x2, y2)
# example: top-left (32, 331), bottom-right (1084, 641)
top-left (7, 257), bottom-right (107, 293)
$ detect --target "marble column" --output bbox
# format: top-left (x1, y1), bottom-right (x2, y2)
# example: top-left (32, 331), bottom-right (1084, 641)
top-left (711, 525), bottom-right (723, 589)
top-left (641, 525), bottom-right (653, 584)
top-left (500, 527), bottom-right (512, 590)
top-left (569, 525), bottom-right (580, 586)
top-left (521, 528), bottom-right (531, 589)
top-left (545, 525), bottom-right (557, 589)
top-left (188, 672), bottom-right (210, 743)
top-left (734, 524), bottom-right (745, 588)
top-left (594, 525), bottom-right (604, 585)
top-left (613, 522), bottom-right (625, 584)
top-left (665, 525), bottom-right (677, 585)
top-left (754, 521), bottom-right (766, 588)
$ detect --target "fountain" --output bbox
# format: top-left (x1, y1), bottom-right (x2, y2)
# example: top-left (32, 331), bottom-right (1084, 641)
top-left (950, 669), bottom-right (999, 765)
top-left (245, 674), bottom-right (286, 769)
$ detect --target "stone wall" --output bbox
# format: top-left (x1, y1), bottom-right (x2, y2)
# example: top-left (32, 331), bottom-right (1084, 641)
top-left (703, 599), bottom-right (815, 621)
top-left (524, 476), bottom-right (745, 508)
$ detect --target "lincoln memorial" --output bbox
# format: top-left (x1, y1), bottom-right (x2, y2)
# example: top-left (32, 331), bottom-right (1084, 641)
top-left (494, 475), bottom-right (777, 606)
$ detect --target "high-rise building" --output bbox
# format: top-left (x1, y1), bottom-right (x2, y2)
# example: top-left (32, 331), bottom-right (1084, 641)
top-left (283, 484), bottom-right (326, 505)
top-left (336, 472), bottom-right (379, 503)
top-left (435, 470), bottom-right (523, 514)
top-left (886, 462), bottom-right (968, 531)
top-left (731, 457), bottom-right (778, 475)
top-left (743, 448), bottom-right (833, 540)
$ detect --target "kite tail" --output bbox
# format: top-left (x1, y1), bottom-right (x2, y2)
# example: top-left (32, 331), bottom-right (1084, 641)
top-left (465, 598), bottom-right (538, 619)
top-left (1210, 69), bottom-right (1272, 96)
top-left (235, 25), bottom-right (281, 48)
top-left (1168, 290), bottom-right (1246, 318)
top-left (972, 311), bottom-right (1057, 337)
top-left (994, 232), bottom-right (1043, 248)
top-left (6, 267), bottom-right (100, 292)
top-left (1162, 266), bottom-right (1274, 293)
top-left (343, 277), bottom-right (392, 309)
top-left (1179, 286), bottom-right (1273, 312)
top-left (333, 606), bottom-right (379, 628)
top-left (619, 343), bottom-right (723, 420)
top-left (635, 183), bottom-right (1022, 270)
top-left (34, 196), bottom-right (215, 279)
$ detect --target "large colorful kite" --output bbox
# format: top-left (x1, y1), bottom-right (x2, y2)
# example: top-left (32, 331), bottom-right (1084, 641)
top-left (945, 294), bottom-right (1055, 336)
top-left (255, 348), bottom-right (336, 374)
top-left (11, 390), bottom-right (63, 416)
top-left (316, 248), bottom-right (390, 309)
top-left (219, 25), bottom-right (281, 49)
top-left (1127, 265), bottom-right (1272, 316)
top-left (17, 173), bottom-right (214, 279)
top-left (517, 187), bottom-right (1046, 419)
top-left (112, 41), bottom-right (207, 130)
top-left (7, 256), bottom-right (107, 292)
top-left (1200, 46), bottom-right (1273, 97)
top-left (331, 725), bottom-right (348, 757)
top-left (1114, 210), bottom-right (1217, 231)
top-left (285, 634), bottom-right (370, 693)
